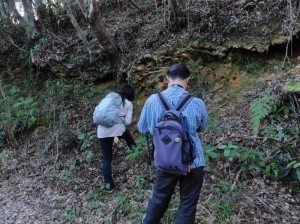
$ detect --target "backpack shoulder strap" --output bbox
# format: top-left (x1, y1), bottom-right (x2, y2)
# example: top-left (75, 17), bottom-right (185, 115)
top-left (176, 94), bottom-right (193, 113)
top-left (157, 92), bottom-right (170, 111)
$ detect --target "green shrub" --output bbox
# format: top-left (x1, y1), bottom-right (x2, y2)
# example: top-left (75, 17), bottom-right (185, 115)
top-left (203, 145), bottom-right (220, 162)
top-left (0, 83), bottom-right (39, 146)
top-left (125, 134), bottom-right (146, 160)
top-left (215, 141), bottom-right (281, 179)
top-left (277, 152), bottom-right (300, 182)
top-left (215, 199), bottom-right (234, 222)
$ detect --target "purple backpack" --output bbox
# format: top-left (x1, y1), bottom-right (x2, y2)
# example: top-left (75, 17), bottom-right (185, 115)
top-left (153, 92), bottom-right (195, 175)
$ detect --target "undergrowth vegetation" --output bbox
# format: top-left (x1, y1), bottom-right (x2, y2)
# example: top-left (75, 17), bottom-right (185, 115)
top-left (202, 80), bottom-right (300, 185)
top-left (1, 57), bottom-right (299, 223)
top-left (0, 76), bottom-right (117, 169)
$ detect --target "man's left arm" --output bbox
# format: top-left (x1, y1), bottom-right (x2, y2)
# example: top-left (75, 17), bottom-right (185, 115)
top-left (196, 99), bottom-right (208, 132)
top-left (137, 100), bottom-right (150, 135)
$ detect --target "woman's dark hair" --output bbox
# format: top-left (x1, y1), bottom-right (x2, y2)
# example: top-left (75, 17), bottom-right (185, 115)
top-left (117, 84), bottom-right (135, 105)
top-left (167, 64), bottom-right (190, 80)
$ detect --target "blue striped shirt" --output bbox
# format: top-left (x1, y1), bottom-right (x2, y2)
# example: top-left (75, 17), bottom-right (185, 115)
top-left (137, 85), bottom-right (208, 168)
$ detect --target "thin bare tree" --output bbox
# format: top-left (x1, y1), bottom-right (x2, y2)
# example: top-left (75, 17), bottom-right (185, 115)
top-left (84, 0), bottom-right (119, 62)
top-left (4, 0), bottom-right (23, 23)
top-left (163, 0), bottom-right (183, 31)
top-left (21, 0), bottom-right (39, 38)
top-left (61, 0), bottom-right (93, 62)
top-left (0, 0), bottom-right (7, 17)
top-left (33, 0), bottom-right (55, 30)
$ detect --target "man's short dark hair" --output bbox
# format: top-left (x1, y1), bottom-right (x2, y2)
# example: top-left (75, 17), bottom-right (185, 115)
top-left (167, 64), bottom-right (190, 80)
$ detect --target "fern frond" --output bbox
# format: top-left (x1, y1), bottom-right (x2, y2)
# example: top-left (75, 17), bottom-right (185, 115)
top-left (250, 91), bottom-right (277, 135)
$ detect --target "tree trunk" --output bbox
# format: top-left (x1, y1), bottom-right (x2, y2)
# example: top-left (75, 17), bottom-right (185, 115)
top-left (85, 0), bottom-right (119, 62)
top-left (33, 0), bottom-right (54, 30)
top-left (3, 0), bottom-right (28, 42)
top-left (167, 0), bottom-right (178, 30)
top-left (61, 0), bottom-right (93, 62)
top-left (164, 0), bottom-right (185, 31)
top-left (77, 0), bottom-right (88, 18)
top-left (21, 0), bottom-right (39, 38)
top-left (5, 0), bottom-right (23, 23)
top-left (0, 0), bottom-right (7, 17)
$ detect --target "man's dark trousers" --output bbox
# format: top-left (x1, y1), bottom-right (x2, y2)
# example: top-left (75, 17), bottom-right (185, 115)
top-left (142, 166), bottom-right (204, 224)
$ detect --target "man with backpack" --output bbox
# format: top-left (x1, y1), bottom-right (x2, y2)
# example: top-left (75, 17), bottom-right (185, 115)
top-left (137, 64), bottom-right (208, 224)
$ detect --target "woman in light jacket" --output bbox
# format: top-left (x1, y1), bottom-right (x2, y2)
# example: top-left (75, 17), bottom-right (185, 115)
top-left (97, 84), bottom-right (136, 192)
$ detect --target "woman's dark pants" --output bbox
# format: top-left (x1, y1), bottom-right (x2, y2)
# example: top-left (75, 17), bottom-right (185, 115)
top-left (98, 129), bottom-right (136, 185)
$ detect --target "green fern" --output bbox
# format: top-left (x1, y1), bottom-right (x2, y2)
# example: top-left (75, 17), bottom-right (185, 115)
top-left (284, 81), bottom-right (300, 92)
top-left (250, 91), bottom-right (277, 135)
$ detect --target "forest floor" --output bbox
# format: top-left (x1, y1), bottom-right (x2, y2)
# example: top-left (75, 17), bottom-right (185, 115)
top-left (1, 68), bottom-right (300, 223)
top-left (1, 136), bottom-right (299, 224)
